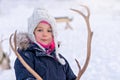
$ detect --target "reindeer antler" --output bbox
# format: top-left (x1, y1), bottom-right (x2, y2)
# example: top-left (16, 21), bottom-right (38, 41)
top-left (71, 5), bottom-right (93, 80)
top-left (9, 31), bottom-right (43, 80)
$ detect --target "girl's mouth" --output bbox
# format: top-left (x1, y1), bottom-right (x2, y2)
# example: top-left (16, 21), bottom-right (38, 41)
top-left (41, 39), bottom-right (48, 41)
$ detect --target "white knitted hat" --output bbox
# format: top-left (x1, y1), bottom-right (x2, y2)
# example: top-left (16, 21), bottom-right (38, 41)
top-left (28, 8), bottom-right (65, 65)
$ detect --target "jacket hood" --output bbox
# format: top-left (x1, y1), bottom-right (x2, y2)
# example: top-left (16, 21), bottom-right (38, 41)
top-left (17, 8), bottom-right (65, 65)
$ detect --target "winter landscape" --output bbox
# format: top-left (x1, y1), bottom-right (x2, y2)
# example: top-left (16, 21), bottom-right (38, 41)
top-left (0, 0), bottom-right (120, 80)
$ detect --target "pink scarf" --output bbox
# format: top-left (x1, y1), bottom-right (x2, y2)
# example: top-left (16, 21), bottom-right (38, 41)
top-left (37, 39), bottom-right (55, 55)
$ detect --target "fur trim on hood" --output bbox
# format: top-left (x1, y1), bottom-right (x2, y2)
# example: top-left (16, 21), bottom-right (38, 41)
top-left (16, 32), bottom-right (30, 50)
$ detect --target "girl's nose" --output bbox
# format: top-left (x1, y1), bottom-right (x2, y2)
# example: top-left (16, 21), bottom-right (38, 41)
top-left (43, 31), bottom-right (48, 37)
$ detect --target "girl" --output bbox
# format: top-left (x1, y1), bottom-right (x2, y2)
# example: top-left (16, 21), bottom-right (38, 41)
top-left (14, 8), bottom-right (76, 80)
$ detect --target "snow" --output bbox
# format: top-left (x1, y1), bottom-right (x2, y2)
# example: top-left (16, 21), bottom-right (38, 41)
top-left (0, 0), bottom-right (120, 80)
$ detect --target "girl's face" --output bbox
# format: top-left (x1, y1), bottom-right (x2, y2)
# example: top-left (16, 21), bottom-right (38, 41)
top-left (34, 22), bottom-right (53, 45)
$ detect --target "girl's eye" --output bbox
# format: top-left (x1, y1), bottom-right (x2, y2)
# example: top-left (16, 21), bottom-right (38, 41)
top-left (37, 29), bottom-right (43, 32)
top-left (48, 29), bottom-right (52, 32)
top-left (36, 29), bottom-right (52, 32)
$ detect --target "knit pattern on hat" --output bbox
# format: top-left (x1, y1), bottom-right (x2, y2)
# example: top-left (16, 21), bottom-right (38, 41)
top-left (28, 7), bottom-right (65, 65)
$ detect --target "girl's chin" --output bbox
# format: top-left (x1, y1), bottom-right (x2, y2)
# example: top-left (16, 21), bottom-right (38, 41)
top-left (42, 42), bottom-right (50, 45)
top-left (43, 43), bottom-right (49, 45)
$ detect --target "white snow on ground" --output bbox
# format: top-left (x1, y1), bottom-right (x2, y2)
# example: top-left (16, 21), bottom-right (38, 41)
top-left (0, 0), bottom-right (120, 80)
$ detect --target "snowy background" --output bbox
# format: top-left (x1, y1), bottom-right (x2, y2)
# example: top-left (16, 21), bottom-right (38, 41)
top-left (0, 0), bottom-right (120, 80)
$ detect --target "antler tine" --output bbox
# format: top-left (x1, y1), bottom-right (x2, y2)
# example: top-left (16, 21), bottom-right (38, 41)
top-left (80, 5), bottom-right (91, 33)
top-left (71, 5), bottom-right (91, 32)
top-left (70, 8), bottom-right (85, 18)
top-left (71, 5), bottom-right (93, 80)
top-left (70, 5), bottom-right (90, 19)
top-left (75, 59), bottom-right (81, 70)
top-left (9, 31), bottom-right (43, 80)
top-left (80, 5), bottom-right (90, 18)
top-left (75, 59), bottom-right (81, 80)
top-left (9, 34), bottom-right (15, 53)
top-left (13, 31), bottom-right (17, 51)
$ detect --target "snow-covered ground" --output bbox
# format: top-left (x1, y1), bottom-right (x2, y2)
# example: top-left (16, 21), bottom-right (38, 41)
top-left (0, 0), bottom-right (120, 80)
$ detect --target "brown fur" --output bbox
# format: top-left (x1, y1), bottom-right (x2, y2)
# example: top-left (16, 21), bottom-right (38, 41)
top-left (16, 32), bottom-right (31, 50)
top-left (0, 39), bottom-right (11, 70)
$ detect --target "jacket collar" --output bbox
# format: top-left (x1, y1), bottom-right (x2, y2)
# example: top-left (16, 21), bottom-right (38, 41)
top-left (28, 42), bottom-right (56, 58)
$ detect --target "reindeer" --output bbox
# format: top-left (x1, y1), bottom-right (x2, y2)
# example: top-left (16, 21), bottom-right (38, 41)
top-left (55, 17), bottom-right (73, 30)
top-left (0, 39), bottom-right (11, 70)
top-left (9, 5), bottom-right (93, 80)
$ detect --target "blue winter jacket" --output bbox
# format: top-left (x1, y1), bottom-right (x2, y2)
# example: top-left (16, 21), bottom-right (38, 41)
top-left (14, 43), bottom-right (76, 80)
